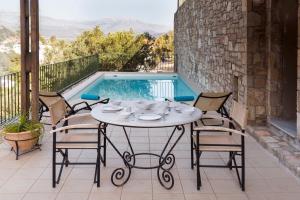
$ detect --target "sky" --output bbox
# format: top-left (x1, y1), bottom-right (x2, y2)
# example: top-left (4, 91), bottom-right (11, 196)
top-left (0, 0), bottom-right (177, 27)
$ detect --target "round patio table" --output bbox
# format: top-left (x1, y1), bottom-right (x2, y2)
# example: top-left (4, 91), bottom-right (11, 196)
top-left (91, 101), bottom-right (202, 189)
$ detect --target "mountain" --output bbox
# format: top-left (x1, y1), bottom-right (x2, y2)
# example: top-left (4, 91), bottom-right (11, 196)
top-left (0, 11), bottom-right (172, 40)
top-left (0, 25), bottom-right (15, 42)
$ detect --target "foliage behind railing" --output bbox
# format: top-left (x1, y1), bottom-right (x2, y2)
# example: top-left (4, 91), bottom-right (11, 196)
top-left (0, 72), bottom-right (21, 125)
top-left (40, 55), bottom-right (99, 92)
top-left (99, 43), bottom-right (174, 73)
top-left (1, 55), bottom-right (99, 126)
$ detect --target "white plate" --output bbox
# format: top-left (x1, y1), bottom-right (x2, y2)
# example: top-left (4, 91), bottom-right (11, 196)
top-left (102, 105), bottom-right (123, 112)
top-left (138, 114), bottom-right (162, 121)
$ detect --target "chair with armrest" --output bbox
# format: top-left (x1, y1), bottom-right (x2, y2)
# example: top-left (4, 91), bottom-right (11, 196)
top-left (194, 92), bottom-right (232, 121)
top-left (49, 99), bottom-right (106, 188)
top-left (192, 100), bottom-right (247, 191)
top-left (39, 91), bottom-right (109, 121)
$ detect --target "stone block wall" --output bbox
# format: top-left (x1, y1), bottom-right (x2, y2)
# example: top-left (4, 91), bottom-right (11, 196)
top-left (175, 0), bottom-right (300, 142)
top-left (174, 0), bottom-right (247, 104)
top-left (247, 0), bottom-right (268, 124)
top-left (298, 1), bottom-right (300, 141)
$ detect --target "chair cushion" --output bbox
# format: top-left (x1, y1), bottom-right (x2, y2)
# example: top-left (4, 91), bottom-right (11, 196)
top-left (174, 96), bottom-right (195, 102)
top-left (193, 135), bottom-right (241, 152)
top-left (81, 94), bottom-right (100, 101)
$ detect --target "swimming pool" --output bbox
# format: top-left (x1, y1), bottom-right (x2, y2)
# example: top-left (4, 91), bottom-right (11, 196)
top-left (70, 74), bottom-right (197, 101)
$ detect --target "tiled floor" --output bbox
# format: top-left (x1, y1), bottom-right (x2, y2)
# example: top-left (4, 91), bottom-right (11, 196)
top-left (1, 117), bottom-right (300, 200)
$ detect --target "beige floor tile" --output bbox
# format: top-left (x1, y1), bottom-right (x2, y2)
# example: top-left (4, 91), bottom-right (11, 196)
top-left (204, 168), bottom-right (234, 180)
top-left (215, 194), bottom-right (249, 200)
top-left (153, 193), bottom-right (185, 200)
top-left (177, 168), bottom-right (207, 180)
top-left (265, 178), bottom-right (300, 193)
top-left (184, 193), bottom-right (217, 200)
top-left (39, 166), bottom-right (72, 180)
top-left (68, 167), bottom-right (96, 180)
top-left (173, 150), bottom-right (191, 159)
top-left (199, 159), bottom-right (225, 166)
top-left (152, 179), bottom-right (183, 194)
top-left (130, 169), bottom-right (152, 180)
top-left (0, 159), bottom-right (28, 169)
top-left (0, 179), bottom-right (35, 194)
top-left (122, 179), bottom-right (152, 194)
top-left (150, 136), bottom-right (170, 144)
top-left (22, 157), bottom-right (51, 168)
top-left (176, 159), bottom-right (194, 168)
top-left (240, 167), bottom-right (262, 180)
top-left (255, 167), bottom-right (292, 179)
top-left (89, 192), bottom-right (120, 200)
top-left (28, 179), bottom-right (62, 193)
top-left (181, 179), bottom-right (214, 194)
top-left (91, 180), bottom-right (122, 194)
top-left (10, 168), bottom-right (45, 180)
top-left (245, 193), bottom-right (266, 200)
top-left (209, 180), bottom-right (243, 194)
top-left (60, 179), bottom-right (93, 193)
top-left (22, 192), bottom-right (57, 200)
top-left (56, 192), bottom-right (89, 200)
top-left (244, 179), bottom-right (272, 193)
top-left (248, 157), bottom-right (280, 168)
top-left (121, 192), bottom-right (152, 200)
top-left (263, 193), bottom-right (300, 200)
top-left (0, 194), bottom-right (24, 200)
top-left (0, 169), bottom-right (17, 181)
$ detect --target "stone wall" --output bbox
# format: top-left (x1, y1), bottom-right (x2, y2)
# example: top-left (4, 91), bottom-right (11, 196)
top-left (247, 0), bottom-right (268, 124)
top-left (175, 0), bottom-right (300, 142)
top-left (298, 0), bottom-right (300, 142)
top-left (174, 0), bottom-right (247, 104)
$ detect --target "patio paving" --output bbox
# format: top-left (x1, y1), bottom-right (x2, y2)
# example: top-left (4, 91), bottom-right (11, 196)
top-left (1, 116), bottom-right (300, 200)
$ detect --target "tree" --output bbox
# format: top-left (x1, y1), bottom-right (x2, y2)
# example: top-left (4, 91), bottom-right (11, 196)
top-left (153, 31), bottom-right (174, 62)
top-left (42, 27), bottom-right (174, 72)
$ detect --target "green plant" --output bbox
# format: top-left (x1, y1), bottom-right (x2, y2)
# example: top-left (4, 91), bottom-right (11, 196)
top-left (2, 115), bottom-right (43, 138)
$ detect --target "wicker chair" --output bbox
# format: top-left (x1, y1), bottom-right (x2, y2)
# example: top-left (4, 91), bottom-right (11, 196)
top-left (49, 99), bottom-right (106, 188)
top-left (192, 100), bottom-right (247, 191)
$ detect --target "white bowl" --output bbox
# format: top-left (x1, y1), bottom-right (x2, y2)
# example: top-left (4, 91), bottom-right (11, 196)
top-left (118, 111), bottom-right (132, 120)
top-left (182, 108), bottom-right (195, 116)
top-left (137, 101), bottom-right (155, 110)
top-left (111, 100), bottom-right (122, 106)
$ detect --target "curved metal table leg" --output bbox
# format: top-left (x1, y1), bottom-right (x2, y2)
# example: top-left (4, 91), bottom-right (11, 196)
top-left (100, 124), bottom-right (135, 187)
top-left (157, 125), bottom-right (185, 189)
top-left (100, 123), bottom-right (185, 189)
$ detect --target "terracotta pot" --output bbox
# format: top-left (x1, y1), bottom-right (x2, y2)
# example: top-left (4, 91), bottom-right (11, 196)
top-left (5, 130), bottom-right (39, 152)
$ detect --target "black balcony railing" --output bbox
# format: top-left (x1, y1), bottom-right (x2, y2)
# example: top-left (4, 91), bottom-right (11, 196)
top-left (0, 72), bottom-right (21, 125)
top-left (0, 55), bottom-right (99, 126)
top-left (40, 55), bottom-right (99, 92)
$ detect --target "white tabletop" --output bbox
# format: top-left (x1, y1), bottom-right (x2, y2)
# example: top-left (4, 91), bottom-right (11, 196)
top-left (91, 101), bottom-right (202, 128)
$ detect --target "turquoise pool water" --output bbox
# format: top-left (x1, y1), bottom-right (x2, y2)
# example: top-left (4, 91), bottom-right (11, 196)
top-left (72, 74), bottom-right (197, 100)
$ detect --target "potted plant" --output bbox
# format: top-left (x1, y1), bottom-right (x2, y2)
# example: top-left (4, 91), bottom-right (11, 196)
top-left (1, 115), bottom-right (43, 159)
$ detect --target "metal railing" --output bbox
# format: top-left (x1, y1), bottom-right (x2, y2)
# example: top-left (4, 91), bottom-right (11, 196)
top-left (0, 55), bottom-right (99, 126)
top-left (40, 55), bottom-right (99, 92)
top-left (0, 72), bottom-right (21, 125)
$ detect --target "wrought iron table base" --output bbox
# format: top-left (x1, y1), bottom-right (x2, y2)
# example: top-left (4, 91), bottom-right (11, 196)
top-left (99, 123), bottom-right (185, 190)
